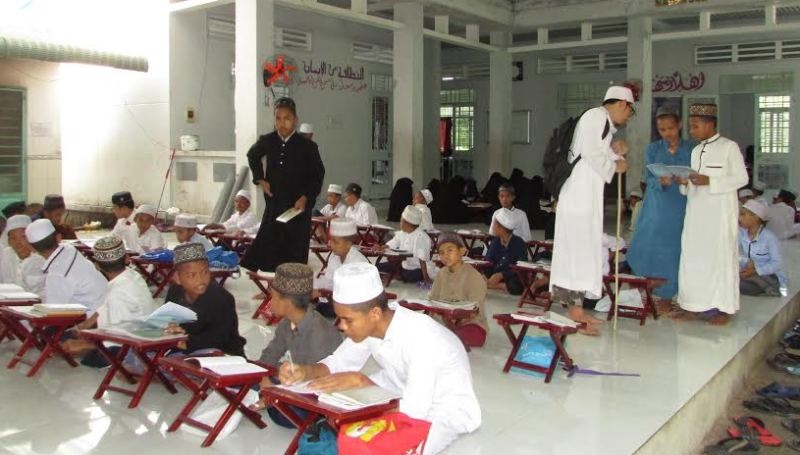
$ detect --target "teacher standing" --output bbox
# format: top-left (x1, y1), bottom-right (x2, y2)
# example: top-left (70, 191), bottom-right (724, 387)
top-left (241, 97), bottom-right (325, 272)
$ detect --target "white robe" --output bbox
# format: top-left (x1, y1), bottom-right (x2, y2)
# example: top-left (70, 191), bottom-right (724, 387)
top-left (678, 133), bottom-right (748, 314)
top-left (0, 247), bottom-right (46, 298)
top-left (345, 198), bottom-right (378, 225)
top-left (320, 202), bottom-right (347, 219)
top-left (414, 203), bottom-right (434, 231)
top-left (386, 228), bottom-right (433, 271)
top-left (550, 107), bottom-right (618, 297)
top-left (222, 209), bottom-right (258, 233)
top-left (489, 207), bottom-right (531, 242)
top-left (96, 268), bottom-right (157, 328)
top-left (313, 245), bottom-right (368, 290)
top-left (766, 202), bottom-right (797, 240)
top-left (131, 225), bottom-right (166, 254)
top-left (111, 213), bottom-right (136, 249)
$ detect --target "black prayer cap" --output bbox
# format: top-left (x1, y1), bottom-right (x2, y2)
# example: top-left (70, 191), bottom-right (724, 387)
top-left (274, 97), bottom-right (297, 116)
top-left (43, 194), bottom-right (66, 211)
top-left (2, 201), bottom-right (26, 219)
top-left (778, 189), bottom-right (797, 202)
top-left (112, 191), bottom-right (134, 206)
top-left (345, 183), bottom-right (362, 198)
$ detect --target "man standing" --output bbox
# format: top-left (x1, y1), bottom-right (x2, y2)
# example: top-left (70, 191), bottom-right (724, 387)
top-left (673, 104), bottom-right (748, 325)
top-left (242, 97), bottom-right (325, 272)
top-left (550, 86), bottom-right (633, 332)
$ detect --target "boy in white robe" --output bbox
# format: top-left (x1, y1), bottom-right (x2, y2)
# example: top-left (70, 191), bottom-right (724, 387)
top-left (110, 191), bottom-right (137, 249)
top-left (766, 189), bottom-right (799, 240)
top-left (174, 214), bottom-right (214, 252)
top-left (489, 184), bottom-right (531, 242)
top-left (343, 182), bottom-right (378, 226)
top-left (313, 218), bottom-right (368, 291)
top-left (0, 215), bottom-right (45, 298)
top-left (203, 190), bottom-right (258, 234)
top-left (673, 103), bottom-right (748, 325)
top-left (279, 263), bottom-right (481, 455)
top-left (413, 189), bottom-right (435, 231)
top-left (378, 206), bottom-right (433, 284)
top-left (131, 204), bottom-right (166, 254)
top-left (319, 184), bottom-right (347, 219)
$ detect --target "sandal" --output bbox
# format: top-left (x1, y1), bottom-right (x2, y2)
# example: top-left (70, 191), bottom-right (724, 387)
top-left (783, 418), bottom-right (800, 437)
top-left (744, 397), bottom-right (800, 416)
top-left (248, 399), bottom-right (268, 412)
top-left (768, 353), bottom-right (800, 372)
top-left (703, 437), bottom-right (760, 454)
top-left (727, 416), bottom-right (782, 447)
top-left (758, 382), bottom-right (800, 400)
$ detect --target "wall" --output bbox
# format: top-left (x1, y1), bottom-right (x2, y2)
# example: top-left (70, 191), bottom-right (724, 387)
top-left (0, 59), bottom-right (62, 204)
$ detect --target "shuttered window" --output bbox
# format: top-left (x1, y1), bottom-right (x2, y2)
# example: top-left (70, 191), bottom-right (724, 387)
top-left (0, 88), bottom-right (25, 198)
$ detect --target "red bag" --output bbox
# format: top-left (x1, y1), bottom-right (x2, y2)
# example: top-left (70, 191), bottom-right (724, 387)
top-left (338, 412), bottom-right (431, 455)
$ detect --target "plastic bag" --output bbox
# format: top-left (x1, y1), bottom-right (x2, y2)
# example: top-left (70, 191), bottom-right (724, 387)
top-left (510, 335), bottom-right (556, 378)
top-left (206, 246), bottom-right (239, 269)
top-left (140, 249), bottom-right (174, 263)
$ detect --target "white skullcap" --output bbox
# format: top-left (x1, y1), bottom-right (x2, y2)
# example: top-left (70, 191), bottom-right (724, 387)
top-left (6, 214), bottom-right (31, 233)
top-left (401, 206), bottom-right (422, 226)
top-left (174, 214), bottom-right (197, 229)
top-left (743, 199), bottom-right (769, 221)
top-left (327, 184), bottom-right (343, 195)
top-left (629, 190), bottom-right (642, 199)
top-left (25, 219), bottom-right (55, 243)
top-left (333, 262), bottom-right (384, 304)
top-left (494, 208), bottom-right (517, 231)
top-left (235, 189), bottom-right (251, 201)
top-left (738, 189), bottom-right (754, 198)
top-left (420, 189), bottom-right (433, 204)
top-left (604, 86), bottom-right (635, 104)
top-left (752, 181), bottom-right (766, 192)
top-left (299, 123), bottom-right (314, 134)
top-left (136, 204), bottom-right (157, 218)
top-left (329, 218), bottom-right (357, 237)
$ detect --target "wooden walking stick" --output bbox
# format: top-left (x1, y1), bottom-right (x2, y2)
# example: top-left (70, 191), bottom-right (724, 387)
top-left (613, 170), bottom-right (623, 331)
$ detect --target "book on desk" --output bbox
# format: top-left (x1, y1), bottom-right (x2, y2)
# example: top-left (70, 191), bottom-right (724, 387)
top-left (31, 303), bottom-right (88, 317)
top-left (186, 355), bottom-right (269, 376)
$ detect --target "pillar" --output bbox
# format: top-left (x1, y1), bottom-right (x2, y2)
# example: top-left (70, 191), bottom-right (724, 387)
top-left (626, 17), bottom-right (652, 193)
top-left (488, 31), bottom-right (512, 175)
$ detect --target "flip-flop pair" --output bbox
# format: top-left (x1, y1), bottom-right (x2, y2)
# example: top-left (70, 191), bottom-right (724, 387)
top-left (727, 416), bottom-right (781, 447)
top-left (744, 397), bottom-right (800, 416)
top-left (757, 382), bottom-right (800, 400)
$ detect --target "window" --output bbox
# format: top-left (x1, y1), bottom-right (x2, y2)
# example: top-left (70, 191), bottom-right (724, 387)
top-left (0, 88), bottom-right (25, 196)
top-left (556, 82), bottom-right (609, 121)
top-left (758, 95), bottom-right (791, 154)
top-left (440, 89), bottom-right (475, 152)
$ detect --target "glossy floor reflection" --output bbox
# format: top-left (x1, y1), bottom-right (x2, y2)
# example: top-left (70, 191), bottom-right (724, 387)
top-left (1, 228), bottom-right (798, 455)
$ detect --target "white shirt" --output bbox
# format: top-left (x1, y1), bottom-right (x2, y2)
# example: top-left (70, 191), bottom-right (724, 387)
top-left (245, 222), bottom-right (261, 237)
top-left (321, 304), bottom-right (481, 434)
top-left (345, 198), bottom-right (378, 225)
top-left (185, 232), bottom-right (214, 252)
top-left (111, 213), bottom-right (136, 249)
top-left (42, 244), bottom-right (108, 315)
top-left (386, 228), bottom-right (432, 271)
top-left (0, 247), bottom-right (46, 298)
top-left (414, 203), bottom-right (434, 231)
top-left (131, 225), bottom-right (166, 254)
top-left (313, 245), bottom-right (368, 290)
top-left (489, 207), bottom-right (531, 242)
top-left (678, 134), bottom-right (748, 314)
top-left (766, 202), bottom-right (797, 240)
top-left (223, 209), bottom-right (258, 233)
top-left (321, 202), bottom-right (347, 219)
top-left (96, 268), bottom-right (157, 328)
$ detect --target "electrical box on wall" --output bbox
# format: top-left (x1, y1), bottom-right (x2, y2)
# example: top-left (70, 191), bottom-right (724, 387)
top-left (186, 107), bottom-right (196, 123)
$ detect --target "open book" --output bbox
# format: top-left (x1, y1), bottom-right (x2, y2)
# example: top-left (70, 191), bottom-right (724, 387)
top-left (0, 288), bottom-right (40, 300)
top-left (32, 303), bottom-right (88, 316)
top-left (646, 164), bottom-right (694, 179)
top-left (405, 298), bottom-right (477, 311)
top-left (186, 356), bottom-right (269, 376)
top-left (276, 208), bottom-right (302, 223)
top-left (318, 385), bottom-right (402, 410)
top-left (145, 302), bottom-right (198, 328)
top-left (510, 310), bottom-right (578, 328)
top-left (102, 321), bottom-right (184, 341)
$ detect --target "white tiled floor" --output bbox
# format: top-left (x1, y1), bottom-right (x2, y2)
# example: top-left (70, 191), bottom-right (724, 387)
top-left (1, 226), bottom-right (798, 455)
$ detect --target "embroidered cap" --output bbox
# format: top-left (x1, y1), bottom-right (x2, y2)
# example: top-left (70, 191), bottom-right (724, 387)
top-left (401, 206), bottom-right (422, 226)
top-left (327, 184), bottom-right (343, 195)
top-left (743, 199), bottom-right (769, 221)
top-left (5, 214), bottom-right (31, 233)
top-left (174, 214), bottom-right (198, 229)
top-left (135, 204), bottom-right (157, 219)
top-left (603, 86), bottom-right (635, 104)
top-left (420, 189), bottom-right (433, 204)
top-left (235, 190), bottom-right (251, 202)
top-left (25, 219), bottom-right (56, 243)
top-left (112, 191), bottom-right (133, 206)
top-left (43, 194), bottom-right (66, 211)
top-left (299, 123), bottom-right (314, 134)
top-left (437, 231), bottom-right (465, 249)
top-left (689, 103), bottom-right (717, 118)
top-left (333, 263), bottom-right (384, 305)
top-left (738, 189), bottom-right (754, 198)
top-left (329, 218), bottom-right (357, 238)
top-left (93, 235), bottom-right (126, 263)
top-left (173, 242), bottom-right (207, 266)
top-left (2, 201), bottom-right (27, 219)
top-left (272, 263), bottom-right (313, 296)
top-left (494, 208), bottom-right (517, 231)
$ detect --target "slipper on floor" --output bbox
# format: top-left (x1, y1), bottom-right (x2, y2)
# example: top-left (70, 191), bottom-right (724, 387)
top-left (727, 416), bottom-right (782, 447)
top-left (758, 382), bottom-right (800, 400)
top-left (703, 437), bottom-right (760, 454)
top-left (743, 397), bottom-right (800, 416)
top-left (768, 354), bottom-right (800, 372)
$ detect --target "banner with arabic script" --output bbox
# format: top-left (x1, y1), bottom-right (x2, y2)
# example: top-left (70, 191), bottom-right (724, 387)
top-left (298, 59), bottom-right (368, 93)
top-left (653, 71), bottom-right (706, 92)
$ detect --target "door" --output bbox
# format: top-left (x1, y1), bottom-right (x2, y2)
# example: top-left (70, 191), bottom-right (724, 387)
top-left (0, 88), bottom-right (26, 209)
top-left (370, 96), bottom-right (392, 199)
top-left (754, 94), bottom-right (792, 191)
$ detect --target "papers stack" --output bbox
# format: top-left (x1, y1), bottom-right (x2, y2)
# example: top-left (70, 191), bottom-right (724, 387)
top-left (646, 164), bottom-right (694, 179)
top-left (187, 356), bottom-right (269, 376)
top-left (31, 303), bottom-right (88, 317)
top-left (102, 321), bottom-right (183, 341)
top-left (428, 299), bottom-right (477, 310)
top-left (0, 284), bottom-right (39, 301)
top-left (317, 385), bottom-right (402, 410)
top-left (516, 261), bottom-right (551, 270)
top-left (510, 310), bottom-right (578, 328)
top-left (145, 302), bottom-right (198, 328)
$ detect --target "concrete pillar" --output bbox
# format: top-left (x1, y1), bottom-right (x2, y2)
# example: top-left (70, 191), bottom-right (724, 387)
top-left (488, 31), bottom-right (512, 176)
top-left (235, 0), bottom-right (274, 215)
top-left (423, 38), bottom-right (442, 186)
top-left (626, 17), bottom-right (652, 193)
top-left (392, 2), bottom-right (425, 185)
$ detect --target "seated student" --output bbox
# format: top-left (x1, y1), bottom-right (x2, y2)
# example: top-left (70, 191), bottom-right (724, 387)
top-left (767, 189), bottom-right (799, 240)
top-left (429, 232), bottom-right (488, 348)
top-left (738, 188), bottom-right (755, 205)
top-left (752, 180), bottom-right (768, 204)
top-left (313, 218), bottom-right (368, 291)
top-left (413, 188), bottom-right (435, 231)
top-left (163, 243), bottom-right (246, 356)
top-left (131, 204), bottom-right (166, 254)
top-left (0, 215), bottom-right (45, 298)
top-left (203, 190), bottom-right (258, 234)
top-left (174, 214), bottom-right (213, 251)
top-left (489, 184), bottom-right (531, 242)
top-left (110, 191), bottom-right (137, 249)
top-left (738, 199), bottom-right (785, 296)
top-left (41, 194), bottom-right (77, 240)
top-left (377, 206), bottom-right (433, 284)
top-left (319, 184), bottom-right (347, 219)
top-left (343, 182), bottom-right (378, 226)
top-left (64, 235), bottom-right (158, 365)
top-left (25, 219), bottom-right (107, 313)
top-left (485, 208), bottom-right (528, 295)
top-left (251, 263), bottom-right (343, 425)
top-left (279, 263), bottom-right (481, 455)
top-left (627, 190), bottom-right (643, 235)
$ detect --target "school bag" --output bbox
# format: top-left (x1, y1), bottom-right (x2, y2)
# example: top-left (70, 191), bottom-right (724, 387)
top-left (338, 412), bottom-right (431, 455)
top-left (542, 111), bottom-right (610, 197)
top-left (298, 418), bottom-right (338, 455)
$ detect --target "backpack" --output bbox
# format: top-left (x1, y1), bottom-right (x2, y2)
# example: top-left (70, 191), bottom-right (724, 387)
top-left (542, 111), bottom-right (610, 197)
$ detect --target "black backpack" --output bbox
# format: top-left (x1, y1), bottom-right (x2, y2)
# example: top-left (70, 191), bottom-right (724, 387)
top-left (542, 111), bottom-right (610, 197)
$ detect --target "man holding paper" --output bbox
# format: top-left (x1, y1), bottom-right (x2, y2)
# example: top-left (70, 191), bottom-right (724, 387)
top-left (673, 103), bottom-right (748, 325)
top-left (242, 97), bottom-right (325, 272)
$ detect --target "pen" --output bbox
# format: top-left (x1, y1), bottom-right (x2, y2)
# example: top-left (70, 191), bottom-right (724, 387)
top-left (286, 350), bottom-right (295, 374)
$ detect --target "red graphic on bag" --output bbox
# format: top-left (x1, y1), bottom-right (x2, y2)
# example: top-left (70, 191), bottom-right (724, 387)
top-left (338, 412), bottom-right (431, 455)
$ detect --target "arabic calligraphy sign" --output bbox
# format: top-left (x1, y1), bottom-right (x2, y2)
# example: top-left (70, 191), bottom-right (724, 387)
top-left (652, 71), bottom-right (706, 92)
top-left (299, 59), bottom-right (368, 93)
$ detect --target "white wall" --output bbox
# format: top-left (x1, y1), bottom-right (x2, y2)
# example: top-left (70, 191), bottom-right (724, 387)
top-left (0, 59), bottom-right (62, 203)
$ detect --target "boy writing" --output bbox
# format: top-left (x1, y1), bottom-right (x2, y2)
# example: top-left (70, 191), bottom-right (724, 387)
top-left (131, 204), bottom-right (166, 254)
top-left (378, 206), bottom-right (433, 284)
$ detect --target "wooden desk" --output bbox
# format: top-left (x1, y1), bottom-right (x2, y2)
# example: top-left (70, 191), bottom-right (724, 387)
top-left (526, 239), bottom-right (554, 259)
top-left (602, 273), bottom-right (666, 325)
top-left (205, 232), bottom-right (254, 258)
top-left (309, 243), bottom-right (332, 277)
top-left (359, 247), bottom-right (413, 287)
top-left (511, 262), bottom-right (554, 311)
top-left (456, 230), bottom-right (490, 258)
top-left (0, 297), bottom-right (42, 342)
top-left (310, 217), bottom-right (329, 244)
top-left (356, 224), bottom-right (392, 246)
top-left (248, 271), bottom-right (280, 324)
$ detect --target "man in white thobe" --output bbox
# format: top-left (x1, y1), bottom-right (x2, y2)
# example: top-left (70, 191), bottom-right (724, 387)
top-left (675, 103), bottom-right (748, 325)
top-left (550, 86), bottom-right (634, 330)
top-left (279, 263), bottom-right (481, 455)
top-left (0, 215), bottom-right (46, 298)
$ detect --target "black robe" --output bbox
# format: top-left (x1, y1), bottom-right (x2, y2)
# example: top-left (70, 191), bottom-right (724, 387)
top-left (387, 177), bottom-right (413, 222)
top-left (241, 131), bottom-right (325, 272)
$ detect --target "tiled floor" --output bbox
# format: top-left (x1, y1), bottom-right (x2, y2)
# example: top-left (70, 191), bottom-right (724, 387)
top-left (1, 225), bottom-right (798, 455)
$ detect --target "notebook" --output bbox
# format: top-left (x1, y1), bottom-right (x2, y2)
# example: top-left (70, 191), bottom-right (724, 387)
top-left (646, 164), bottom-right (694, 179)
top-left (145, 302), bottom-right (198, 328)
top-left (186, 356), bottom-right (269, 375)
top-left (317, 385), bottom-right (402, 410)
